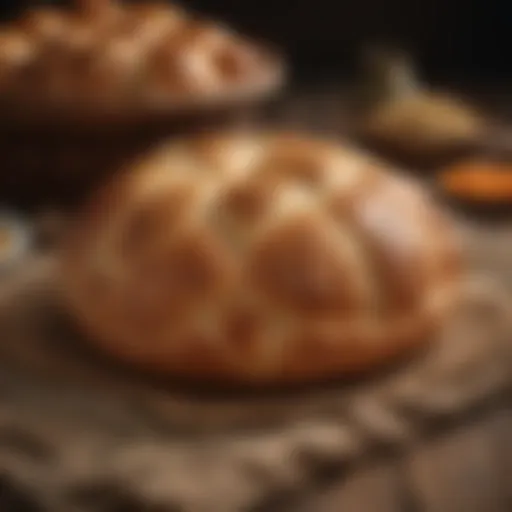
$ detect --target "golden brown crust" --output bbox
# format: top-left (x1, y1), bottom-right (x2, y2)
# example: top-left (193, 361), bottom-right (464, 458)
top-left (60, 132), bottom-right (464, 384)
top-left (0, 1), bottom-right (282, 118)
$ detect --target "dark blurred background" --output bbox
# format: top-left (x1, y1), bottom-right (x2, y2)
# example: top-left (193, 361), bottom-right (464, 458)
top-left (4, 0), bottom-right (511, 85)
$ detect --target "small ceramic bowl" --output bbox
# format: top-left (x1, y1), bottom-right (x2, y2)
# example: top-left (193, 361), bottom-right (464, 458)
top-left (435, 142), bottom-right (512, 220)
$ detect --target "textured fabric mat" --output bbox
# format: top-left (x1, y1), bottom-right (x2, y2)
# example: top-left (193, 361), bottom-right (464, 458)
top-left (0, 251), bottom-right (509, 512)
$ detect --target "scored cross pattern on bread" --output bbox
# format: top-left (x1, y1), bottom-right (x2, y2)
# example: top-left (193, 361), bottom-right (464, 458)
top-left (60, 132), bottom-right (463, 384)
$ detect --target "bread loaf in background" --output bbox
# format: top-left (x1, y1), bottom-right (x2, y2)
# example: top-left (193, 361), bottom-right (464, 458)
top-left (0, 0), bottom-right (282, 120)
top-left (60, 132), bottom-right (463, 385)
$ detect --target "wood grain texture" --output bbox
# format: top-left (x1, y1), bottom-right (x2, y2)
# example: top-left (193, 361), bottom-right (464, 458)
top-left (294, 464), bottom-right (404, 512)
top-left (406, 415), bottom-right (507, 512)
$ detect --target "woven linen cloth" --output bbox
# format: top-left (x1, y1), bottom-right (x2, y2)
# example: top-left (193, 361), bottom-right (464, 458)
top-left (0, 252), bottom-right (509, 512)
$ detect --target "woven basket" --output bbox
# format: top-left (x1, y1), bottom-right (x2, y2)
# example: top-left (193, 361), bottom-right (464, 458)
top-left (0, 99), bottom-right (279, 211)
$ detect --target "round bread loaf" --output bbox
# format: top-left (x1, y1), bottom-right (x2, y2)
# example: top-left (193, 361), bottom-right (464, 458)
top-left (0, 0), bottom-right (282, 121)
top-left (60, 133), bottom-right (463, 384)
